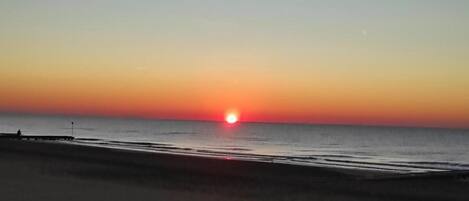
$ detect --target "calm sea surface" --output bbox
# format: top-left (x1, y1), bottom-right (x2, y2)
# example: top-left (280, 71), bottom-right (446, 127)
top-left (2, 114), bottom-right (469, 173)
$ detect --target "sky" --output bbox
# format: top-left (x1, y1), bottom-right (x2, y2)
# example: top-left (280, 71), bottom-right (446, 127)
top-left (1, 0), bottom-right (469, 128)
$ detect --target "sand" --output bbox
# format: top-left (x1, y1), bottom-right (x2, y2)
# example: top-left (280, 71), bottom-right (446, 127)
top-left (1, 139), bottom-right (468, 201)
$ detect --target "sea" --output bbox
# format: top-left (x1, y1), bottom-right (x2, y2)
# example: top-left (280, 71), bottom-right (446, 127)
top-left (1, 113), bottom-right (469, 173)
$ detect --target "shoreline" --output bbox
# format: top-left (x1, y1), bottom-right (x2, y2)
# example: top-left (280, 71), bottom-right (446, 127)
top-left (1, 139), bottom-right (468, 201)
top-left (70, 137), bottom-right (467, 174)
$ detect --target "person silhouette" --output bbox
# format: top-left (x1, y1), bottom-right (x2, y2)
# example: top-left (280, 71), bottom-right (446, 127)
top-left (17, 129), bottom-right (22, 136)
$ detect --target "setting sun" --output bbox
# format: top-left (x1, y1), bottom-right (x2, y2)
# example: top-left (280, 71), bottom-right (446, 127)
top-left (225, 113), bottom-right (239, 124)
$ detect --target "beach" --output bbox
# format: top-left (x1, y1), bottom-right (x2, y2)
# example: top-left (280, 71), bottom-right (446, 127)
top-left (1, 139), bottom-right (468, 201)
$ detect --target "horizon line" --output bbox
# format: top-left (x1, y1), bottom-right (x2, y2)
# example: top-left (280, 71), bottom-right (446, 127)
top-left (1, 111), bottom-right (468, 130)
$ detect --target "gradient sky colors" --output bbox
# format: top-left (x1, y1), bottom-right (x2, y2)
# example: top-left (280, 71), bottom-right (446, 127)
top-left (1, 0), bottom-right (469, 128)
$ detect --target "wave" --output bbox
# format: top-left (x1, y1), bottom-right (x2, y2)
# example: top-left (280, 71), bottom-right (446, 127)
top-left (76, 138), bottom-right (171, 147)
top-left (61, 127), bottom-right (96, 131)
top-left (393, 161), bottom-right (469, 171)
top-left (213, 147), bottom-right (252, 152)
top-left (234, 136), bottom-right (269, 142)
top-left (154, 131), bottom-right (197, 135)
top-left (303, 154), bottom-right (370, 159)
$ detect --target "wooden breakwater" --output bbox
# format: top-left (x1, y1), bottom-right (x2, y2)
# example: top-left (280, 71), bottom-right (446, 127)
top-left (0, 133), bottom-right (74, 141)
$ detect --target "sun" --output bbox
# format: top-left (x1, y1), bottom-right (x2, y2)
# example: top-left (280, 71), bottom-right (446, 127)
top-left (225, 113), bottom-right (239, 124)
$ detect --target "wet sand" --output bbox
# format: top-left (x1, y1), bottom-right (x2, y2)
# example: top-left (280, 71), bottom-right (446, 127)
top-left (1, 139), bottom-right (468, 201)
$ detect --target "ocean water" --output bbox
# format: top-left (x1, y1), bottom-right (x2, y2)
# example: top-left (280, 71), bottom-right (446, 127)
top-left (1, 114), bottom-right (469, 173)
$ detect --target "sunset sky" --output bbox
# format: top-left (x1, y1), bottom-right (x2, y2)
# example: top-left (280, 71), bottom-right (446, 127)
top-left (1, 0), bottom-right (468, 128)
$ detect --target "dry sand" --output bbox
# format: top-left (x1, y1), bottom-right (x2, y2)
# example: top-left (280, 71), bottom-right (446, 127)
top-left (1, 139), bottom-right (468, 201)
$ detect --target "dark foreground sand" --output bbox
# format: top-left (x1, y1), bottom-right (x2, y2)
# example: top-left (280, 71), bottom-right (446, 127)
top-left (1, 139), bottom-right (468, 201)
